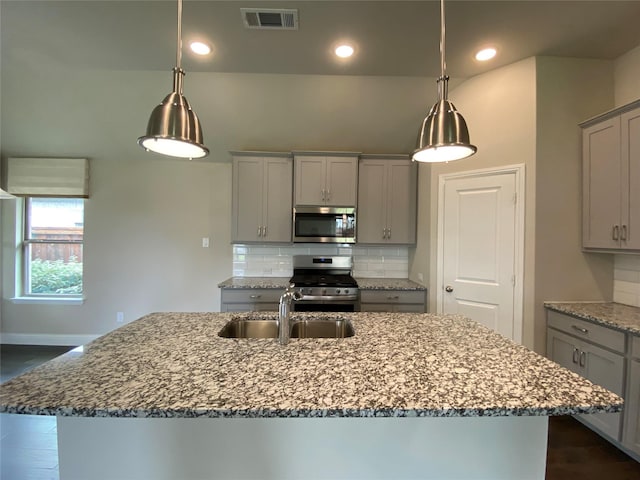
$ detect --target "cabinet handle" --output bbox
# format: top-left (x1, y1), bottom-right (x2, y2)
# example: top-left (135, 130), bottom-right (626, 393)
top-left (579, 351), bottom-right (586, 367)
top-left (249, 295), bottom-right (262, 299)
top-left (321, 189), bottom-right (325, 201)
top-left (387, 228), bottom-right (391, 239)
top-left (326, 189), bottom-right (330, 201)
top-left (613, 225), bottom-right (620, 241)
top-left (257, 226), bottom-right (262, 237)
top-left (571, 325), bottom-right (589, 335)
top-left (387, 295), bottom-right (400, 300)
top-left (572, 348), bottom-right (579, 364)
top-left (621, 225), bottom-right (628, 241)
top-left (263, 226), bottom-right (267, 237)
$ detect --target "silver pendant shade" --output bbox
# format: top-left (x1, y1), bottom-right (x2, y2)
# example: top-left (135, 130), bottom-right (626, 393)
top-left (137, 0), bottom-right (209, 160)
top-left (412, 0), bottom-right (476, 163)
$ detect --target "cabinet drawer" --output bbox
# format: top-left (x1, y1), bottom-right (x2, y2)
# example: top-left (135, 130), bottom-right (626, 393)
top-left (221, 289), bottom-right (283, 304)
top-left (632, 335), bottom-right (640, 360)
top-left (361, 290), bottom-right (425, 304)
top-left (547, 310), bottom-right (626, 354)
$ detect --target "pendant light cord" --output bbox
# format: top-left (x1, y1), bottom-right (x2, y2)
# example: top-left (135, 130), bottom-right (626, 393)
top-left (176, 0), bottom-right (183, 69)
top-left (172, 0), bottom-right (184, 94)
top-left (438, 0), bottom-right (449, 101)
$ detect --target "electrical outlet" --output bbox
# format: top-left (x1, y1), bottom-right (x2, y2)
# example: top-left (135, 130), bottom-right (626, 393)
top-left (202, 237), bottom-right (210, 248)
top-left (116, 312), bottom-right (124, 323)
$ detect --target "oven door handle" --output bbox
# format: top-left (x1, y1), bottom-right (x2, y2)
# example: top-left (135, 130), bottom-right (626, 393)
top-left (300, 294), bottom-right (359, 301)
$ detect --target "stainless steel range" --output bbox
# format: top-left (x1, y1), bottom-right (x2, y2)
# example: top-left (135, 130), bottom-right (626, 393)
top-left (289, 255), bottom-right (360, 312)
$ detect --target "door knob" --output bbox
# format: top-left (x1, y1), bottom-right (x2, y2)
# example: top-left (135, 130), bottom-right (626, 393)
top-left (445, 286), bottom-right (453, 292)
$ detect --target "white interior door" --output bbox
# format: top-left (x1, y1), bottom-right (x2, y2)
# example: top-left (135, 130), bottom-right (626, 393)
top-left (438, 167), bottom-right (524, 342)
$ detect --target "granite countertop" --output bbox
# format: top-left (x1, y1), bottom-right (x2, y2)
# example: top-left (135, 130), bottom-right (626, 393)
top-left (355, 278), bottom-right (426, 291)
top-left (218, 277), bottom-right (426, 291)
top-left (0, 312), bottom-right (621, 419)
top-left (544, 302), bottom-right (640, 336)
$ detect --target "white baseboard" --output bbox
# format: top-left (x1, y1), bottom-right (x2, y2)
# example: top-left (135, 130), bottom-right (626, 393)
top-left (0, 333), bottom-right (99, 346)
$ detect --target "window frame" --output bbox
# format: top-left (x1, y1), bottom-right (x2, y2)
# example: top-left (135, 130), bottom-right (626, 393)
top-left (21, 197), bottom-right (85, 298)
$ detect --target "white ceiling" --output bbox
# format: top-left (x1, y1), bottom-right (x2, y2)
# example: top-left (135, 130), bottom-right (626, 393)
top-left (2, 0), bottom-right (640, 79)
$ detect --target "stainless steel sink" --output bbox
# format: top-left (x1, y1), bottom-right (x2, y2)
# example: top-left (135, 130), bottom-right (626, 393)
top-left (290, 319), bottom-right (354, 338)
top-left (218, 317), bottom-right (354, 339)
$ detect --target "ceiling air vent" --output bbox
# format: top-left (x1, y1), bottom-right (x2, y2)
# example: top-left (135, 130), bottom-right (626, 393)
top-left (240, 8), bottom-right (298, 30)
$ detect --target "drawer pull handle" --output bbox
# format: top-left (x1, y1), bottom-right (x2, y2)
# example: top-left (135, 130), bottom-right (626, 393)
top-left (621, 225), bottom-right (628, 241)
top-left (387, 295), bottom-right (400, 300)
top-left (249, 295), bottom-right (261, 299)
top-left (613, 225), bottom-right (620, 241)
top-left (572, 348), bottom-right (579, 364)
top-left (579, 351), bottom-right (586, 367)
top-left (571, 325), bottom-right (589, 335)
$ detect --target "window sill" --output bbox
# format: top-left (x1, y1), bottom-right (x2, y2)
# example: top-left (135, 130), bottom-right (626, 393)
top-left (11, 297), bottom-right (85, 305)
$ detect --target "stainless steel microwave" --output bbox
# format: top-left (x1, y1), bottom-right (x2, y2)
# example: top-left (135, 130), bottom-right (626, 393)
top-left (293, 206), bottom-right (356, 243)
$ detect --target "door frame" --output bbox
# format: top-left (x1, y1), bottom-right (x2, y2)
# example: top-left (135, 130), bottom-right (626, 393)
top-left (436, 164), bottom-right (525, 344)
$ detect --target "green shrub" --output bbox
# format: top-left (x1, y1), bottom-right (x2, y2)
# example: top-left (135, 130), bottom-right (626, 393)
top-left (30, 258), bottom-right (83, 294)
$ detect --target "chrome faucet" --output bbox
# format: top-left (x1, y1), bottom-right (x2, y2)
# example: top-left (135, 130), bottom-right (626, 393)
top-left (278, 284), bottom-right (302, 345)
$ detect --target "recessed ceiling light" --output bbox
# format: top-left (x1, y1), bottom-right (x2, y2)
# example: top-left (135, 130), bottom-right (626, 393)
top-left (190, 41), bottom-right (212, 56)
top-left (475, 48), bottom-right (497, 62)
top-left (335, 44), bottom-right (354, 58)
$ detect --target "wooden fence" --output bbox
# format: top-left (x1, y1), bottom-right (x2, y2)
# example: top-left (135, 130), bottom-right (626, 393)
top-left (30, 227), bottom-right (83, 263)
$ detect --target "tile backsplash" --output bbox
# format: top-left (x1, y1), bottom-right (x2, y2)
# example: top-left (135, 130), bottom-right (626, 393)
top-left (233, 244), bottom-right (409, 279)
top-left (614, 255), bottom-right (640, 307)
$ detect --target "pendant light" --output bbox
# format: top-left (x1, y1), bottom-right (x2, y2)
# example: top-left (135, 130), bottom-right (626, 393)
top-left (412, 0), bottom-right (476, 163)
top-left (137, 0), bottom-right (209, 159)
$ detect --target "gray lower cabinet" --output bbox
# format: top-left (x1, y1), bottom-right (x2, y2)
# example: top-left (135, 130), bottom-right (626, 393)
top-left (360, 290), bottom-right (426, 313)
top-left (546, 310), bottom-right (628, 445)
top-left (220, 289), bottom-right (282, 312)
top-left (357, 156), bottom-right (417, 244)
top-left (623, 336), bottom-right (640, 457)
top-left (232, 153), bottom-right (293, 243)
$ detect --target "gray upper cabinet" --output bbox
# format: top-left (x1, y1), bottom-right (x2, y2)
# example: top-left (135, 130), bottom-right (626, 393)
top-left (232, 153), bottom-right (293, 243)
top-left (582, 100), bottom-right (640, 252)
top-left (357, 156), bottom-right (417, 244)
top-left (294, 154), bottom-right (358, 206)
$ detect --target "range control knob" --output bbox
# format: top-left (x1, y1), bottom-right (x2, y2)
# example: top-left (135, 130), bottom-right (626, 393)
top-left (336, 289), bottom-right (341, 294)
top-left (344, 289), bottom-right (349, 295)
top-left (322, 288), bottom-right (327, 295)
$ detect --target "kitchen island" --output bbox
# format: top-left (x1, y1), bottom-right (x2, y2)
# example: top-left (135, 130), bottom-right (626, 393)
top-left (0, 312), bottom-right (622, 480)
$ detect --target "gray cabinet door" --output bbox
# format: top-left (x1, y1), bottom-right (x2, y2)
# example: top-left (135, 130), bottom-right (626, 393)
top-left (623, 358), bottom-right (640, 456)
top-left (582, 117), bottom-right (622, 249)
top-left (357, 160), bottom-right (387, 243)
top-left (387, 161), bottom-right (417, 244)
top-left (621, 108), bottom-right (640, 250)
top-left (325, 157), bottom-right (357, 206)
top-left (294, 156), bottom-right (325, 205)
top-left (547, 327), bottom-right (623, 441)
top-left (357, 158), bottom-right (416, 244)
top-left (263, 157), bottom-right (293, 242)
top-left (577, 340), bottom-right (624, 440)
top-left (233, 155), bottom-right (292, 243)
top-left (233, 156), bottom-right (264, 242)
top-left (295, 155), bottom-right (358, 206)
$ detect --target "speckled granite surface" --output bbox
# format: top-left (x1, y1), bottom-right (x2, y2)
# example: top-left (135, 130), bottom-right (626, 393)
top-left (217, 277), bottom-right (291, 289)
top-left (544, 302), bottom-right (640, 336)
top-left (218, 277), bottom-right (426, 291)
top-left (355, 278), bottom-right (426, 290)
top-left (0, 312), bottom-right (621, 418)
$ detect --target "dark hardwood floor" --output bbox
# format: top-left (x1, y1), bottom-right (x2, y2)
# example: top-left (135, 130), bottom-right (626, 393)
top-left (1, 345), bottom-right (639, 479)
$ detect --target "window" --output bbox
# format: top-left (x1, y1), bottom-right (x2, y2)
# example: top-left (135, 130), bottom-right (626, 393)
top-left (23, 198), bottom-right (84, 296)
